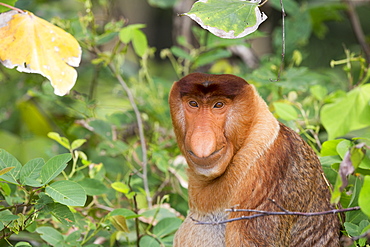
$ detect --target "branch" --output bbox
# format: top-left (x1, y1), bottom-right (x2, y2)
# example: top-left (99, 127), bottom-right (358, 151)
top-left (108, 63), bottom-right (152, 208)
top-left (191, 206), bottom-right (361, 225)
top-left (343, 0), bottom-right (370, 64)
top-left (270, 0), bottom-right (286, 82)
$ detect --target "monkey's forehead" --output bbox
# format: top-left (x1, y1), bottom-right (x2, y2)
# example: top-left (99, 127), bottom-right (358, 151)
top-left (176, 73), bottom-right (249, 98)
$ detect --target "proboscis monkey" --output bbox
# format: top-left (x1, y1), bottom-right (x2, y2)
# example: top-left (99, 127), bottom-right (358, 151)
top-left (169, 73), bottom-right (340, 246)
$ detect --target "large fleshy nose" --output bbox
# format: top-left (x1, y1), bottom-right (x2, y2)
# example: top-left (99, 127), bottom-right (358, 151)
top-left (188, 126), bottom-right (217, 158)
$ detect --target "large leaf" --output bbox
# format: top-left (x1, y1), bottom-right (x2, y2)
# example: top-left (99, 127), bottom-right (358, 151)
top-left (0, 149), bottom-right (22, 185)
top-left (19, 158), bottom-right (44, 186)
top-left (40, 153), bottom-right (71, 185)
top-left (359, 175), bottom-right (370, 218)
top-left (46, 180), bottom-right (86, 206)
top-left (153, 217), bottom-right (182, 238)
top-left (36, 226), bottom-right (64, 246)
top-left (0, 10), bottom-right (81, 96)
top-left (184, 0), bottom-right (267, 39)
top-left (321, 84), bottom-right (370, 140)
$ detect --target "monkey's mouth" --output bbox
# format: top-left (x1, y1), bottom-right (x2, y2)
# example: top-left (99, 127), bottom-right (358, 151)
top-left (187, 146), bottom-right (225, 167)
top-left (188, 147), bottom-right (222, 158)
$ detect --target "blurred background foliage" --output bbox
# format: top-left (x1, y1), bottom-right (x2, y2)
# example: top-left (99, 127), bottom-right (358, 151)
top-left (0, 0), bottom-right (370, 246)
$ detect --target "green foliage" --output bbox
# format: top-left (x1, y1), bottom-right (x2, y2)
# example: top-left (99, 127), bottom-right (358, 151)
top-left (0, 0), bottom-right (370, 245)
top-left (184, 0), bottom-right (266, 38)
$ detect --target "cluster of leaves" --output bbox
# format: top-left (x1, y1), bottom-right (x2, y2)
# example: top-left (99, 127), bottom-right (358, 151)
top-left (0, 0), bottom-right (369, 246)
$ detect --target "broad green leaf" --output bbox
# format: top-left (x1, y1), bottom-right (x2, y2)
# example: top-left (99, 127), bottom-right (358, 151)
top-left (139, 235), bottom-right (160, 247)
top-left (321, 139), bottom-right (345, 156)
top-left (273, 102), bottom-right (298, 121)
top-left (184, 0), bottom-right (267, 39)
top-left (153, 217), bottom-right (182, 238)
top-left (109, 208), bottom-right (141, 219)
top-left (51, 203), bottom-right (75, 226)
top-left (0, 210), bottom-right (19, 222)
top-left (71, 139), bottom-right (86, 150)
top-left (46, 180), bottom-right (86, 206)
top-left (36, 226), bottom-right (64, 246)
top-left (111, 181), bottom-right (130, 194)
top-left (40, 153), bottom-right (71, 185)
top-left (321, 84), bottom-right (370, 140)
top-left (78, 178), bottom-right (107, 195)
top-left (310, 84), bottom-right (328, 101)
top-left (336, 140), bottom-right (351, 159)
top-left (118, 24), bottom-right (146, 44)
top-left (20, 158), bottom-right (44, 185)
top-left (132, 29), bottom-right (148, 57)
top-left (0, 149), bottom-right (22, 184)
top-left (344, 222), bottom-right (360, 237)
top-left (47, 132), bottom-right (70, 149)
top-left (359, 175), bottom-right (370, 218)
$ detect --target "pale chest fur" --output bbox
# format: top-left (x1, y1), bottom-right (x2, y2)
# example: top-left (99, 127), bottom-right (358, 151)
top-left (173, 211), bottom-right (227, 247)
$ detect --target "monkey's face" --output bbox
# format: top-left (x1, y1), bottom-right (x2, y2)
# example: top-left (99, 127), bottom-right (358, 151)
top-left (169, 73), bottom-right (251, 179)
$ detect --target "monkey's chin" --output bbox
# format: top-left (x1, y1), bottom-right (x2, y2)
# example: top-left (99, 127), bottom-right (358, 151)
top-left (186, 147), bottom-right (232, 179)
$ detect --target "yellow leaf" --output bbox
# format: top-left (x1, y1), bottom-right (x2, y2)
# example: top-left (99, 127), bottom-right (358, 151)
top-left (0, 10), bottom-right (81, 96)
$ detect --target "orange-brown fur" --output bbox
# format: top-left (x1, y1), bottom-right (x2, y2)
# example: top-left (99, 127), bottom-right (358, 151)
top-left (169, 73), bottom-right (340, 246)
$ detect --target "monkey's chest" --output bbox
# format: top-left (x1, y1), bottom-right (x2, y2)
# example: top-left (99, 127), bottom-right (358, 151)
top-left (174, 211), bottom-right (227, 247)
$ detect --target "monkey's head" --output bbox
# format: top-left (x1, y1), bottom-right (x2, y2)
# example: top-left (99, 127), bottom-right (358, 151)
top-left (169, 73), bottom-right (261, 179)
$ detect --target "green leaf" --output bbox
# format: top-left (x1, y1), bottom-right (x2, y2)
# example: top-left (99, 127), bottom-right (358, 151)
top-left (344, 222), bottom-right (359, 237)
top-left (321, 84), bottom-right (370, 140)
top-left (0, 210), bottom-right (19, 222)
top-left (184, 0), bottom-right (267, 39)
top-left (0, 149), bottom-right (22, 185)
top-left (336, 140), bottom-right (351, 160)
top-left (193, 49), bottom-right (232, 68)
top-left (71, 139), bottom-right (86, 150)
top-left (139, 235), bottom-right (160, 247)
top-left (51, 203), bottom-right (75, 226)
top-left (111, 181), bottom-right (130, 194)
top-left (359, 175), bottom-right (370, 218)
top-left (119, 24), bottom-right (146, 44)
top-left (20, 158), bottom-right (44, 186)
top-left (46, 180), bottom-right (86, 206)
top-left (78, 178), bottom-right (107, 195)
top-left (132, 29), bottom-right (148, 57)
top-left (109, 208), bottom-right (141, 219)
top-left (47, 132), bottom-right (70, 150)
top-left (310, 84), bottom-right (328, 101)
top-left (153, 217), bottom-right (182, 238)
top-left (36, 226), bottom-right (64, 246)
top-left (14, 242), bottom-right (33, 247)
top-left (110, 215), bottom-right (129, 232)
top-left (170, 46), bottom-right (193, 61)
top-left (40, 153), bottom-right (72, 185)
top-left (321, 139), bottom-right (344, 156)
top-left (273, 102), bottom-right (298, 121)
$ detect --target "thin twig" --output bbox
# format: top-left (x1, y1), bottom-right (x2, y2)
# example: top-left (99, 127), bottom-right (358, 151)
top-left (108, 64), bottom-right (152, 208)
top-left (343, 0), bottom-right (370, 64)
top-left (192, 206), bottom-right (360, 225)
top-left (0, 2), bottom-right (25, 13)
top-left (270, 0), bottom-right (286, 82)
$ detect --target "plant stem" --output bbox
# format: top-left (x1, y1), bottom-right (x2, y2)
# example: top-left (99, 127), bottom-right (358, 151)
top-left (108, 64), bottom-right (152, 208)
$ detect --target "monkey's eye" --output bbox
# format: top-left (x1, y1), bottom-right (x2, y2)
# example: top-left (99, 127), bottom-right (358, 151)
top-left (188, 101), bottom-right (198, 108)
top-left (213, 102), bottom-right (224, 108)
